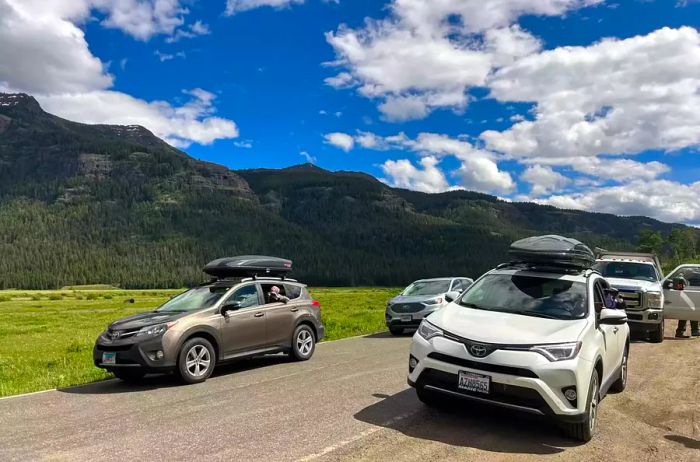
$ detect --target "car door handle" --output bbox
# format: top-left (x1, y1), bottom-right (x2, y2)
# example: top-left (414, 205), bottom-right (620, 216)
top-left (290, 307), bottom-right (299, 312)
top-left (613, 327), bottom-right (619, 334)
top-left (254, 312), bottom-right (265, 318)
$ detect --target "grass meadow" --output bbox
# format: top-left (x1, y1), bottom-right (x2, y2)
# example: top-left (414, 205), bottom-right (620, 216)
top-left (0, 287), bottom-right (399, 397)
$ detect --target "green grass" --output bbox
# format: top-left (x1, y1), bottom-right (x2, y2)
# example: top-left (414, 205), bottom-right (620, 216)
top-left (0, 287), bottom-right (399, 397)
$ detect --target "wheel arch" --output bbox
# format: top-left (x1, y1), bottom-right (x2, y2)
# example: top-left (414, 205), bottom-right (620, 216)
top-left (178, 328), bottom-right (221, 362)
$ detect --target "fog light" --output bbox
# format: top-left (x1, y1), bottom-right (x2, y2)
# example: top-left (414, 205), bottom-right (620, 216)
top-left (649, 313), bottom-right (659, 320)
top-left (408, 355), bottom-right (418, 373)
top-left (156, 350), bottom-right (164, 360)
top-left (564, 389), bottom-right (577, 401)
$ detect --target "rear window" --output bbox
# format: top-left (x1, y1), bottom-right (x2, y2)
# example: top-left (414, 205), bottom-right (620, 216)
top-left (458, 273), bottom-right (588, 320)
top-left (285, 284), bottom-right (302, 300)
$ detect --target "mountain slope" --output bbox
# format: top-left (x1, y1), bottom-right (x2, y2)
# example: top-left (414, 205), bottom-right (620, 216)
top-left (0, 93), bottom-right (692, 289)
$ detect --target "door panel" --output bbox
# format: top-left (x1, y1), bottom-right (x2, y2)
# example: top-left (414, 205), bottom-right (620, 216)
top-left (220, 285), bottom-right (267, 356)
top-left (264, 301), bottom-right (300, 346)
top-left (594, 279), bottom-right (623, 382)
top-left (663, 265), bottom-right (700, 321)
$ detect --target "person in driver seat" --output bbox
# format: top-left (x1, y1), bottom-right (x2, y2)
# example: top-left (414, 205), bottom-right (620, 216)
top-left (268, 285), bottom-right (290, 304)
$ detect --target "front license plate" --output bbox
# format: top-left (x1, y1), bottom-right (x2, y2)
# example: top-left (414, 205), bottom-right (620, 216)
top-left (102, 352), bottom-right (116, 365)
top-left (400, 315), bottom-right (412, 322)
top-left (458, 371), bottom-right (490, 394)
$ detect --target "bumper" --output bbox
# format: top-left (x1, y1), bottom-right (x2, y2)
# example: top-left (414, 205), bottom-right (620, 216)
top-left (93, 336), bottom-right (176, 372)
top-left (316, 323), bottom-right (326, 341)
top-left (385, 307), bottom-right (440, 328)
top-left (625, 309), bottom-right (663, 330)
top-left (407, 333), bottom-right (591, 421)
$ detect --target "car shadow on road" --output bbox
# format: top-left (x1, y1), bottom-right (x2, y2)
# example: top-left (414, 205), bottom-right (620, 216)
top-left (364, 330), bottom-right (416, 339)
top-left (665, 434), bottom-right (700, 449)
top-left (355, 388), bottom-right (582, 455)
top-left (58, 354), bottom-right (292, 395)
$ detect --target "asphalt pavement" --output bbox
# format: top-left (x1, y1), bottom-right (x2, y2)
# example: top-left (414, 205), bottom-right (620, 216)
top-left (0, 328), bottom-right (697, 461)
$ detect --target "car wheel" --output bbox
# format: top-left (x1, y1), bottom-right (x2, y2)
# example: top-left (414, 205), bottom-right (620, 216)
top-left (112, 369), bottom-right (146, 382)
top-left (177, 338), bottom-right (215, 384)
top-left (291, 325), bottom-right (315, 361)
top-left (649, 319), bottom-right (664, 343)
top-left (610, 345), bottom-right (629, 393)
top-left (562, 369), bottom-right (599, 442)
top-left (389, 326), bottom-right (404, 336)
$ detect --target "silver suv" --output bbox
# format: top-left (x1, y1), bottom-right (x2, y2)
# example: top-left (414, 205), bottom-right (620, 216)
top-left (386, 277), bottom-right (473, 335)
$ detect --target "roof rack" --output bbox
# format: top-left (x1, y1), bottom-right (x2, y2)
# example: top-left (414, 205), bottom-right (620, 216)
top-left (497, 261), bottom-right (586, 275)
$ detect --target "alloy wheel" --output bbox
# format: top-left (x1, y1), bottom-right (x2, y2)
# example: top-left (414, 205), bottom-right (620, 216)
top-left (186, 345), bottom-right (211, 377)
top-left (589, 375), bottom-right (599, 432)
top-left (297, 329), bottom-right (314, 356)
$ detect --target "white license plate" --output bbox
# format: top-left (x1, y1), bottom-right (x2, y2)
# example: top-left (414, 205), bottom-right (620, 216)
top-left (102, 352), bottom-right (116, 365)
top-left (400, 315), bottom-right (412, 322)
top-left (458, 371), bottom-right (490, 394)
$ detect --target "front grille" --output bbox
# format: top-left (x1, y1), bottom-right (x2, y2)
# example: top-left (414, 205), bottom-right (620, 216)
top-left (626, 313), bottom-right (643, 321)
top-left (618, 290), bottom-right (643, 310)
top-left (419, 369), bottom-right (548, 412)
top-left (107, 329), bottom-right (139, 340)
top-left (98, 344), bottom-right (133, 352)
top-left (427, 352), bottom-right (539, 378)
top-left (391, 303), bottom-right (425, 313)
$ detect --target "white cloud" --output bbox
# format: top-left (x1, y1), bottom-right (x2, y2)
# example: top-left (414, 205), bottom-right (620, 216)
top-left (234, 140), bottom-right (253, 148)
top-left (325, 0), bottom-right (602, 120)
top-left (521, 165), bottom-right (570, 196)
top-left (225, 0), bottom-right (304, 15)
top-left (540, 180), bottom-right (700, 225)
top-left (39, 89), bottom-right (239, 148)
top-left (0, 0), bottom-right (238, 148)
top-left (381, 156), bottom-right (452, 193)
top-left (483, 27), bottom-right (700, 160)
top-left (324, 132), bottom-right (355, 151)
top-left (166, 20), bottom-right (211, 43)
top-left (300, 151), bottom-right (317, 163)
top-left (154, 50), bottom-right (186, 61)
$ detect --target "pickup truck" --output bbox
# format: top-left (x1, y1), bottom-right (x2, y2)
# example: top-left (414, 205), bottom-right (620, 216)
top-left (593, 251), bottom-right (665, 343)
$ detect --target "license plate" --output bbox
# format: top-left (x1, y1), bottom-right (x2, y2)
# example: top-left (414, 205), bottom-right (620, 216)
top-left (102, 352), bottom-right (116, 365)
top-left (400, 315), bottom-right (412, 322)
top-left (458, 371), bottom-right (490, 394)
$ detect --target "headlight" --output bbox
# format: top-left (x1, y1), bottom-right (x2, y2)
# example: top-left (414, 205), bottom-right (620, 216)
top-left (646, 291), bottom-right (662, 309)
top-left (529, 342), bottom-right (581, 362)
top-left (136, 322), bottom-right (175, 338)
top-left (417, 320), bottom-right (443, 341)
top-left (424, 297), bottom-right (444, 305)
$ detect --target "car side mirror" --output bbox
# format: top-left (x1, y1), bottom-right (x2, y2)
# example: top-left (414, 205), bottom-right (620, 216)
top-left (222, 302), bottom-right (242, 315)
top-left (672, 278), bottom-right (686, 291)
top-left (599, 308), bottom-right (627, 325)
top-left (445, 291), bottom-right (460, 303)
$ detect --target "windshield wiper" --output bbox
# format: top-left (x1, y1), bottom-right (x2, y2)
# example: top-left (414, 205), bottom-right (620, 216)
top-left (514, 310), bottom-right (561, 319)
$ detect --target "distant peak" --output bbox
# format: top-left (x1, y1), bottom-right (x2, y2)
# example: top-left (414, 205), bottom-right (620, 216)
top-left (0, 92), bottom-right (41, 110)
top-left (284, 163), bottom-right (328, 173)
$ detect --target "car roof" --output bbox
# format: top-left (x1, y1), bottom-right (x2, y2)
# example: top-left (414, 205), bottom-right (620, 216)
top-left (205, 277), bottom-right (305, 289)
top-left (596, 258), bottom-right (655, 265)
top-left (488, 268), bottom-right (593, 283)
top-left (412, 277), bottom-right (470, 283)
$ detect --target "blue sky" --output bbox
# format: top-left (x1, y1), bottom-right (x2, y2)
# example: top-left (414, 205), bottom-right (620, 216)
top-left (1, 0), bottom-right (700, 224)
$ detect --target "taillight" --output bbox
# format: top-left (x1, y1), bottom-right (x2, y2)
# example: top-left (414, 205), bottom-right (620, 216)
top-left (312, 300), bottom-right (321, 308)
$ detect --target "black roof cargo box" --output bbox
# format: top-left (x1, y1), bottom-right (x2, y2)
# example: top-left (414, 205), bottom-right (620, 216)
top-left (508, 235), bottom-right (595, 270)
top-left (204, 256), bottom-right (293, 279)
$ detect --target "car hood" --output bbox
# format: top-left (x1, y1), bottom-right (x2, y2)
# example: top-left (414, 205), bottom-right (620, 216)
top-left (427, 304), bottom-right (589, 345)
top-left (108, 311), bottom-right (185, 331)
top-left (604, 278), bottom-right (661, 292)
top-left (389, 295), bottom-right (445, 305)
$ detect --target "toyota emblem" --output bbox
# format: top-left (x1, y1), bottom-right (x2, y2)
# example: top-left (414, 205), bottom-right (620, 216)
top-left (110, 331), bottom-right (121, 340)
top-left (470, 344), bottom-right (487, 357)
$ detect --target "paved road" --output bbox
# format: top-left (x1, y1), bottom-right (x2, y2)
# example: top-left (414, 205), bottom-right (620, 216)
top-left (0, 327), bottom-right (698, 462)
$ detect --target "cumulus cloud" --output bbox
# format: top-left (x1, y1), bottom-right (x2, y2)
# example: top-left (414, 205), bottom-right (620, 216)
top-left (0, 0), bottom-right (239, 148)
top-left (540, 180), bottom-right (700, 225)
top-left (325, 0), bottom-right (602, 120)
top-left (381, 156), bottom-right (452, 193)
top-left (521, 165), bottom-right (570, 196)
top-left (324, 132), bottom-right (355, 151)
top-left (225, 0), bottom-right (304, 15)
top-left (39, 89), bottom-right (239, 148)
top-left (483, 27), bottom-right (700, 160)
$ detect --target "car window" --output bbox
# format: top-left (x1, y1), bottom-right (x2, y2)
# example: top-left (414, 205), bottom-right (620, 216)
top-left (458, 273), bottom-right (588, 320)
top-left (156, 286), bottom-right (229, 313)
top-left (403, 280), bottom-right (451, 296)
top-left (669, 266), bottom-right (700, 288)
top-left (285, 284), bottom-right (302, 300)
top-left (592, 261), bottom-right (658, 282)
top-left (451, 280), bottom-right (463, 292)
top-left (462, 279), bottom-right (473, 289)
top-left (593, 280), bottom-right (605, 313)
top-left (228, 285), bottom-right (259, 309)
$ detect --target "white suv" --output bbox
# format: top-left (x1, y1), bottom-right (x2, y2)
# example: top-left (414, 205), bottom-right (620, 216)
top-left (407, 264), bottom-right (630, 442)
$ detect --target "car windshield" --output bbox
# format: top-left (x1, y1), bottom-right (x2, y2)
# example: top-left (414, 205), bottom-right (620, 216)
top-left (458, 274), bottom-right (588, 320)
top-left (593, 261), bottom-right (657, 282)
top-left (403, 280), bottom-right (451, 296)
top-left (156, 286), bottom-right (229, 312)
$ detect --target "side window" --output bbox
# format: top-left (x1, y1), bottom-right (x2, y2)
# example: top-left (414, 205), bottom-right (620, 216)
top-left (284, 284), bottom-right (302, 300)
top-left (451, 280), bottom-right (463, 292)
top-left (462, 279), bottom-right (473, 289)
top-left (228, 285), bottom-right (259, 309)
top-left (593, 280), bottom-right (605, 314)
top-left (670, 266), bottom-right (700, 288)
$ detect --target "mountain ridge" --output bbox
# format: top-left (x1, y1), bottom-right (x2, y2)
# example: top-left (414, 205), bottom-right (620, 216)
top-left (0, 92), bottom-right (693, 289)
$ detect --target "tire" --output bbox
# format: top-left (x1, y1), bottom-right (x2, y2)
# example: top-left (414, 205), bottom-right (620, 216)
top-left (112, 369), bottom-right (146, 382)
top-left (416, 386), bottom-right (440, 407)
top-left (610, 344), bottom-right (629, 393)
top-left (291, 324), bottom-right (316, 361)
top-left (649, 319), bottom-right (664, 343)
top-left (562, 369), bottom-right (600, 442)
top-left (389, 326), bottom-right (404, 336)
top-left (177, 337), bottom-right (215, 384)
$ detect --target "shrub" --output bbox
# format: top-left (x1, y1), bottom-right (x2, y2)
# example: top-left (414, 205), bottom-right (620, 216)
top-left (48, 294), bottom-right (62, 301)
top-left (86, 294), bottom-right (97, 300)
